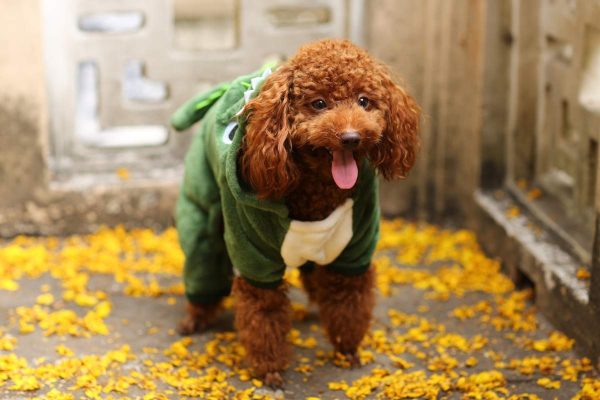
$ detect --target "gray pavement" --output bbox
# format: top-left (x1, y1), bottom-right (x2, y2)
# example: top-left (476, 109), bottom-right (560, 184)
top-left (0, 223), bottom-right (598, 399)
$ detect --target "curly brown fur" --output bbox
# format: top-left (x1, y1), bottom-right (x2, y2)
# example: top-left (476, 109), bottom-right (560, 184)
top-left (301, 266), bottom-right (375, 363)
top-left (232, 277), bottom-right (292, 388)
top-left (240, 65), bottom-right (299, 201)
top-left (177, 300), bottom-right (222, 335)
top-left (241, 39), bottom-right (420, 202)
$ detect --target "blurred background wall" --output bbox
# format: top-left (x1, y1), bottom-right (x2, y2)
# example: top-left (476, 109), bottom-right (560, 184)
top-left (1, 0), bottom-right (486, 236)
top-left (1, 0), bottom-right (366, 235)
top-left (1, 0), bottom-right (600, 367)
top-left (0, 0), bottom-right (597, 253)
top-left (0, 0), bottom-right (48, 224)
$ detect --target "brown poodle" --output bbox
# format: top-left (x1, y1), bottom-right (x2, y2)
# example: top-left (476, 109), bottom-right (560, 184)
top-left (175, 39), bottom-right (420, 388)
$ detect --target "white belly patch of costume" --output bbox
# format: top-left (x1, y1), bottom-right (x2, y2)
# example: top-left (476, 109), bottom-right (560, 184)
top-left (280, 199), bottom-right (354, 268)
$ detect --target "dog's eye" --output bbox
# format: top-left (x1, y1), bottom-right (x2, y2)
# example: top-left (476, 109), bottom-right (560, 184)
top-left (311, 99), bottom-right (327, 110)
top-left (358, 96), bottom-right (370, 109)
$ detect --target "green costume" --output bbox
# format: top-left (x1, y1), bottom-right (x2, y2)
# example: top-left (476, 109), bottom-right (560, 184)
top-left (172, 68), bottom-right (380, 304)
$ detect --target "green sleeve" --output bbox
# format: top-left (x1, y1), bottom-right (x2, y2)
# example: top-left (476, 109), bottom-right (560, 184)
top-left (220, 186), bottom-right (289, 288)
top-left (218, 119), bottom-right (291, 288)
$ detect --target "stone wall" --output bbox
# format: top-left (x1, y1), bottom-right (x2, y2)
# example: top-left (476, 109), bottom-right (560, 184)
top-left (4, 0), bottom-right (467, 236)
top-left (0, 0), bottom-right (47, 210)
top-left (1, 0), bottom-right (596, 238)
top-left (0, 0), bottom-right (177, 235)
top-left (0, 0), bottom-right (362, 236)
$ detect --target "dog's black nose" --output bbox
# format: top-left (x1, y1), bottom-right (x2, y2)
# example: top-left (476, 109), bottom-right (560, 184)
top-left (341, 131), bottom-right (361, 149)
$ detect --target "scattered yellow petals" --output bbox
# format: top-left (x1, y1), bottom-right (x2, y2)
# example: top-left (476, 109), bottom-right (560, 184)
top-left (465, 356), bottom-right (479, 367)
top-left (251, 379), bottom-right (263, 387)
top-left (36, 293), bottom-right (54, 306)
top-left (0, 332), bottom-right (17, 351)
top-left (0, 278), bottom-right (19, 291)
top-left (527, 188), bottom-right (542, 200)
top-left (573, 377), bottom-right (600, 399)
top-left (506, 206), bottom-right (521, 219)
top-left (10, 375), bottom-right (41, 391)
top-left (531, 331), bottom-right (574, 352)
top-left (537, 377), bottom-right (561, 389)
top-left (116, 167), bottom-right (130, 181)
top-left (55, 344), bottom-right (74, 357)
top-left (0, 219), bottom-right (596, 399)
top-left (577, 267), bottom-right (591, 280)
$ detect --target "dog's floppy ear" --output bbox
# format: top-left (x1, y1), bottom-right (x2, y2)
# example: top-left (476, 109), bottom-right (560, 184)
top-left (241, 65), bottom-right (299, 200)
top-left (370, 66), bottom-right (420, 180)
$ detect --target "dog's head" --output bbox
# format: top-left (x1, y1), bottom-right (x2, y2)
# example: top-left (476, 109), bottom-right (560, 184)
top-left (241, 39), bottom-right (420, 200)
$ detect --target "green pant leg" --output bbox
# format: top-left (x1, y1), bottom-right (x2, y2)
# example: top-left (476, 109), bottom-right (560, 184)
top-left (176, 191), bottom-right (233, 304)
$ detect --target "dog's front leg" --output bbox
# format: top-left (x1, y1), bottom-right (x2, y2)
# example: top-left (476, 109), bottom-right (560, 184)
top-left (301, 266), bottom-right (375, 366)
top-left (232, 277), bottom-right (291, 388)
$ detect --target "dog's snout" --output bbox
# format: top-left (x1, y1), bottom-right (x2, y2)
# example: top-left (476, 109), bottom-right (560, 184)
top-left (341, 131), bottom-right (361, 149)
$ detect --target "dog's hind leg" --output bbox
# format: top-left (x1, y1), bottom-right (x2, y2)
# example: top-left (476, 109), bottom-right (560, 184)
top-left (177, 300), bottom-right (222, 335)
top-left (301, 266), bottom-right (375, 366)
top-left (232, 277), bottom-right (291, 388)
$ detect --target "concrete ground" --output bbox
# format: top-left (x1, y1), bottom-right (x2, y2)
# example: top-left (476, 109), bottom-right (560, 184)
top-left (0, 220), bottom-right (598, 399)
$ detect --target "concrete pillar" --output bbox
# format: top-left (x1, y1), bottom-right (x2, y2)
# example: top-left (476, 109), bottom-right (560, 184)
top-left (0, 0), bottom-right (47, 208)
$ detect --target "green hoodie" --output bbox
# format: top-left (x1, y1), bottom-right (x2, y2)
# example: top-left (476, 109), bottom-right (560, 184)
top-left (172, 68), bottom-right (380, 304)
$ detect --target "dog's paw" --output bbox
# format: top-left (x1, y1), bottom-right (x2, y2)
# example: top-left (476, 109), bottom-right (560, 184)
top-left (176, 315), bottom-right (199, 336)
top-left (344, 352), bottom-right (361, 369)
top-left (263, 371), bottom-right (284, 389)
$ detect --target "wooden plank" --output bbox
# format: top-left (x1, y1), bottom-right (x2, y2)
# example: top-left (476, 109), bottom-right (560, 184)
top-left (433, 0), bottom-right (453, 217)
top-left (591, 215), bottom-right (600, 309)
top-left (509, 0), bottom-right (541, 182)
top-left (416, 0), bottom-right (442, 218)
top-left (367, 0), bottom-right (428, 216)
top-left (480, 0), bottom-right (511, 189)
top-left (430, 0), bottom-right (486, 220)
top-left (454, 0), bottom-right (486, 219)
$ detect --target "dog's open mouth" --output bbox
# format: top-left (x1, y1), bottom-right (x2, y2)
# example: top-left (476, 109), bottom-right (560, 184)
top-left (331, 150), bottom-right (358, 189)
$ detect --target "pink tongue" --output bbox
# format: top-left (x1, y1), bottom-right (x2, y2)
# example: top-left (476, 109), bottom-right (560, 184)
top-left (331, 150), bottom-right (358, 189)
